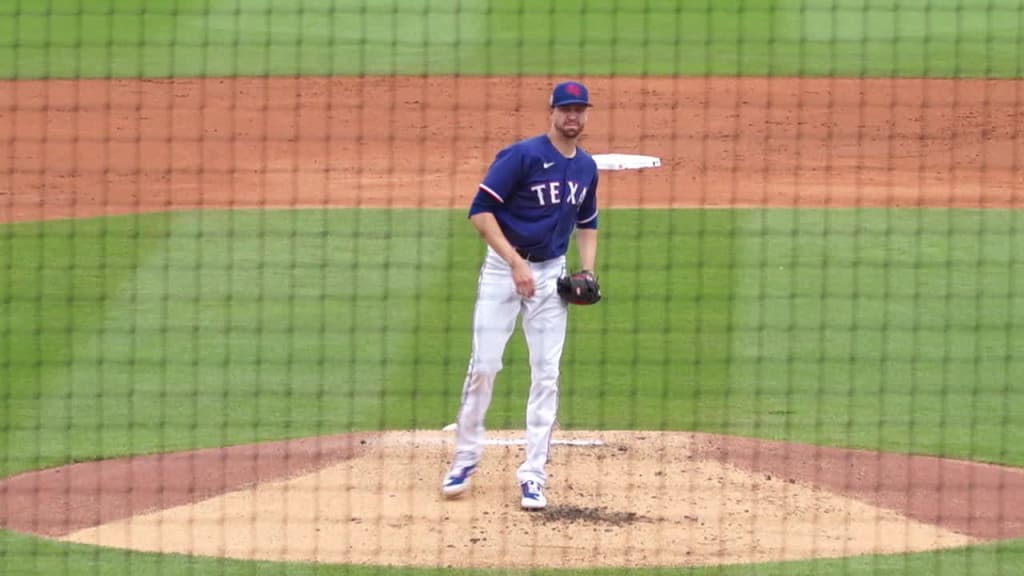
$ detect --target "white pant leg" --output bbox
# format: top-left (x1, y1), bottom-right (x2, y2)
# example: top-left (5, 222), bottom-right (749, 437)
top-left (516, 257), bottom-right (568, 486)
top-left (452, 248), bottom-right (521, 466)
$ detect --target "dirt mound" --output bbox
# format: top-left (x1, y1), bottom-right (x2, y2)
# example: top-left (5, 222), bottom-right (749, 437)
top-left (533, 504), bottom-right (652, 526)
top-left (56, 430), bottom-right (982, 569)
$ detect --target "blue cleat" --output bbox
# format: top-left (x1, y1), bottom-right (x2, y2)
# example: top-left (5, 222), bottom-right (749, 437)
top-left (519, 480), bottom-right (547, 510)
top-left (441, 463), bottom-right (478, 498)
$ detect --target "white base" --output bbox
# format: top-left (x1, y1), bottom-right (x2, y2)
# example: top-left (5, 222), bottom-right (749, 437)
top-left (593, 153), bottom-right (661, 171)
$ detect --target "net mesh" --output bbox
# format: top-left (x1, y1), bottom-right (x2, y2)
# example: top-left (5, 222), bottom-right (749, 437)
top-left (0, 1), bottom-right (1022, 574)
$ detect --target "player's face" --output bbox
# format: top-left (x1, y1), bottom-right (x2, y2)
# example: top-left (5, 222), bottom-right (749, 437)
top-left (550, 104), bottom-right (588, 138)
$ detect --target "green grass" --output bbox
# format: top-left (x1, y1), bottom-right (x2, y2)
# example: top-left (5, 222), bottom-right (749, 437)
top-left (2, 207), bottom-right (1023, 573)
top-left (1, 0), bottom-right (1021, 79)
top-left (2, 207), bottom-right (1024, 572)
top-left (1, 209), bottom-right (459, 474)
top-left (3, 208), bottom-right (1023, 472)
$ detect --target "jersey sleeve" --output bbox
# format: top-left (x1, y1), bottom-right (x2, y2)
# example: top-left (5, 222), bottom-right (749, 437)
top-left (576, 169), bottom-right (599, 229)
top-left (468, 146), bottom-right (524, 216)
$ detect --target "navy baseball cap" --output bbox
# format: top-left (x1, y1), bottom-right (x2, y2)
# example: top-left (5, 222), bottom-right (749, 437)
top-left (549, 81), bottom-right (592, 108)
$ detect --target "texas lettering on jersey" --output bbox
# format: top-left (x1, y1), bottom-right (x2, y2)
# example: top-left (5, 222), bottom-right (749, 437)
top-left (469, 134), bottom-right (599, 262)
top-left (530, 180), bottom-right (588, 207)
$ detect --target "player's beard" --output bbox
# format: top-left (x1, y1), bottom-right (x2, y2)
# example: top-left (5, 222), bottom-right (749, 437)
top-left (556, 120), bottom-right (583, 139)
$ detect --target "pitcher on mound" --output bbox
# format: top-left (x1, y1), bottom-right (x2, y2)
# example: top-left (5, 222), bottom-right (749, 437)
top-left (441, 80), bottom-right (603, 510)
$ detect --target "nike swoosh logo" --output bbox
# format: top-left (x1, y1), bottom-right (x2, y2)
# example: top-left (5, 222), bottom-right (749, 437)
top-left (543, 161), bottom-right (556, 169)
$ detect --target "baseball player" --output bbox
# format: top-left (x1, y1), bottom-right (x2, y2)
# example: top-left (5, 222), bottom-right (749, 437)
top-left (441, 80), bottom-right (602, 510)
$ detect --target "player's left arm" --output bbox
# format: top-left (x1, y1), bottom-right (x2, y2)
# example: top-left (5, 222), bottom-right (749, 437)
top-left (575, 168), bottom-right (599, 272)
top-left (575, 228), bottom-right (597, 272)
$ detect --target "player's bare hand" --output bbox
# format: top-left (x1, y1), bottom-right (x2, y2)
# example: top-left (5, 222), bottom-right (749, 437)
top-left (511, 259), bottom-right (535, 298)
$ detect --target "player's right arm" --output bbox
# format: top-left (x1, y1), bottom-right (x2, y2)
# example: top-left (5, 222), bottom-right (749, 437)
top-left (468, 212), bottom-right (522, 267)
top-left (468, 146), bottom-right (535, 298)
top-left (469, 213), bottom-right (534, 298)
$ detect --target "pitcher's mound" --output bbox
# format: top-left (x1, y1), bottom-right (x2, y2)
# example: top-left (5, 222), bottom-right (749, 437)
top-left (58, 430), bottom-right (977, 569)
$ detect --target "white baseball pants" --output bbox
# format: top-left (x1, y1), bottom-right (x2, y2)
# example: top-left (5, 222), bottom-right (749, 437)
top-left (451, 246), bottom-right (567, 486)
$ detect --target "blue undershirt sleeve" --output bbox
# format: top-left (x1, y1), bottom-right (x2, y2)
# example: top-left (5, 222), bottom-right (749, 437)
top-left (576, 170), bottom-right (599, 229)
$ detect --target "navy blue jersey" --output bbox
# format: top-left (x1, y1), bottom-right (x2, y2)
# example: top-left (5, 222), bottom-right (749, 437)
top-left (468, 134), bottom-right (599, 262)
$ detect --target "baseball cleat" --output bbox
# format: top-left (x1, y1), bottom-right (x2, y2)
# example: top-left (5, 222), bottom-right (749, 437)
top-left (441, 464), bottom-right (477, 498)
top-left (519, 480), bottom-right (547, 510)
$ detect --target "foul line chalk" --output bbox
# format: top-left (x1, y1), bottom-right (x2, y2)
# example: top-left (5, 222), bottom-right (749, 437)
top-left (483, 438), bottom-right (605, 447)
top-left (441, 424), bottom-right (604, 447)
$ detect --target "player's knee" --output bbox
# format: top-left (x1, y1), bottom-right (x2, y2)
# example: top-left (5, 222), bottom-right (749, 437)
top-left (530, 365), bottom-right (560, 388)
top-left (464, 370), bottom-right (497, 394)
top-left (470, 358), bottom-right (503, 375)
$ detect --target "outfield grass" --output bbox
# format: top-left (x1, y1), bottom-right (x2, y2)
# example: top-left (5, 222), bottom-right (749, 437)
top-left (1, 0), bottom-right (1022, 79)
top-left (3, 209), bottom-right (1022, 474)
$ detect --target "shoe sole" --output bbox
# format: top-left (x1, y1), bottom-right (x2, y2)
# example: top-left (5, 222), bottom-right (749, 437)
top-left (520, 497), bottom-right (546, 510)
top-left (441, 482), bottom-right (470, 498)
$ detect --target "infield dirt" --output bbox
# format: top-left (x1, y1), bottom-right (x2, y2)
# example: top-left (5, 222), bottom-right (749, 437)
top-left (49, 430), bottom-right (993, 569)
top-left (2, 75), bottom-right (1020, 223)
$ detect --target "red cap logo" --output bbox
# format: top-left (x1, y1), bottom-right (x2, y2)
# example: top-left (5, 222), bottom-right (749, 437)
top-left (565, 83), bottom-right (582, 97)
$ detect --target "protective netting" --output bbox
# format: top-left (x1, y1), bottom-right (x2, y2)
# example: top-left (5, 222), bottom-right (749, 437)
top-left (1, 2), bottom-right (1022, 574)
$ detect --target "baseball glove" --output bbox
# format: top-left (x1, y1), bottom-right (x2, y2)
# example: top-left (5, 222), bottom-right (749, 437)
top-left (557, 270), bottom-right (602, 305)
